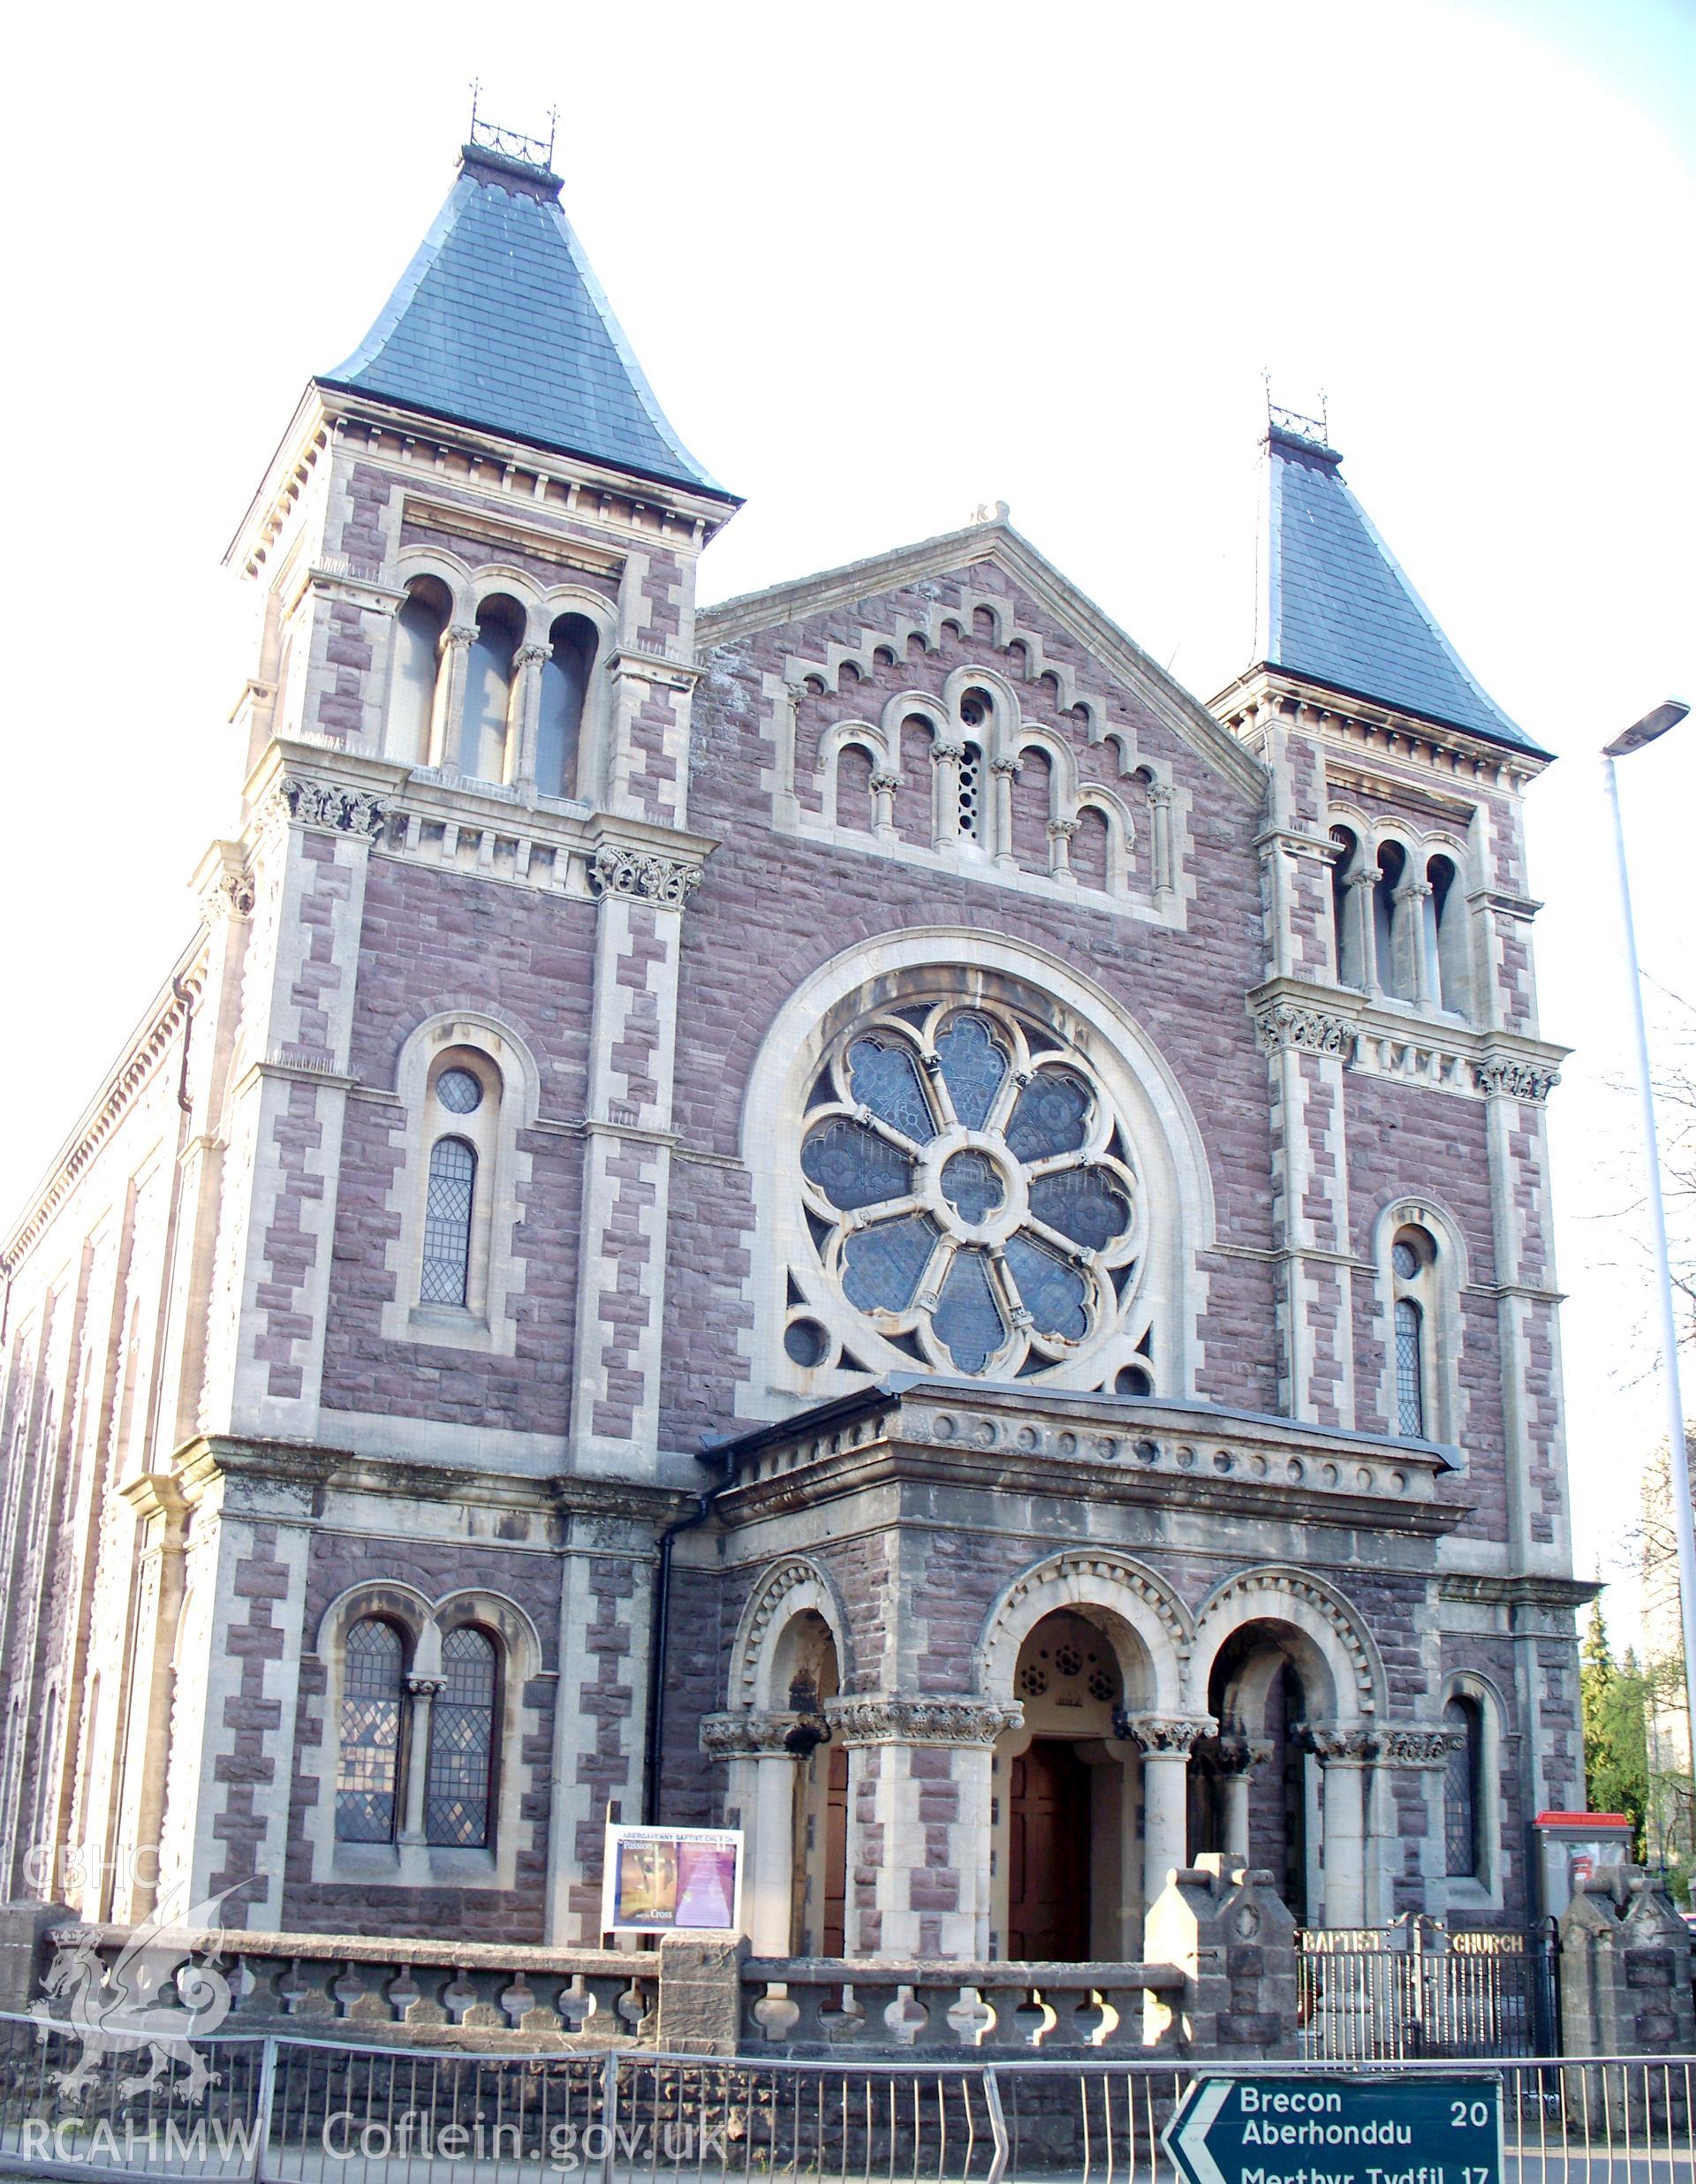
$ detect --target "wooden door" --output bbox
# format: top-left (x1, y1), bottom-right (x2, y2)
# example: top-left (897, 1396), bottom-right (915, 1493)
top-left (1007, 1739), bottom-right (1091, 1961)
top-left (822, 1743), bottom-right (848, 1957)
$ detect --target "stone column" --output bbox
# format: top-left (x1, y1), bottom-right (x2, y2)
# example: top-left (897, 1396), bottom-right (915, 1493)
top-left (1394, 877), bottom-right (1435, 1005)
top-left (989, 756), bottom-right (1020, 868)
top-left (828, 1696), bottom-right (1019, 1961)
top-left (1212, 1732), bottom-right (1272, 1862)
top-left (1371, 1725), bottom-right (1460, 1921)
top-left (869, 770), bottom-right (901, 845)
top-left (930, 742), bottom-right (965, 850)
top-left (1347, 868), bottom-right (1381, 993)
top-left (510, 642), bottom-right (549, 789)
top-left (1304, 1726), bottom-right (1372, 1929)
top-left (1119, 1714), bottom-right (1213, 1918)
top-left (1047, 816), bottom-right (1079, 883)
top-left (431, 625), bottom-right (475, 770)
top-left (399, 1678), bottom-right (444, 1846)
top-left (700, 1710), bottom-right (818, 1956)
top-left (1148, 781), bottom-right (1177, 903)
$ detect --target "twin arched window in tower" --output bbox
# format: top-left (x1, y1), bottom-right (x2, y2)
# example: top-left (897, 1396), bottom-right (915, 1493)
top-left (335, 1615), bottom-right (500, 1849)
top-left (1329, 826), bottom-right (1472, 1017)
top-left (387, 575), bottom-right (599, 799)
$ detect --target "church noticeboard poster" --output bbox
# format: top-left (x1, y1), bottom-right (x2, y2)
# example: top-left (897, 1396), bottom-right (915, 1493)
top-left (602, 1824), bottom-right (745, 1936)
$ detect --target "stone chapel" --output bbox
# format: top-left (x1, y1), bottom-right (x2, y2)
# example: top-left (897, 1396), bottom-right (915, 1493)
top-left (0, 126), bottom-right (1589, 1968)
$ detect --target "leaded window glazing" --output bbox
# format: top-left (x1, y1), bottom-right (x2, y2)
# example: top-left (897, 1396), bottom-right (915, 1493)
top-left (1395, 1298), bottom-right (1425, 1437)
top-left (796, 1001), bottom-right (1142, 1380)
top-left (336, 1619), bottom-right (405, 1844)
top-left (421, 1137), bottom-right (476, 1306)
top-left (1443, 1695), bottom-right (1480, 1878)
top-left (426, 1627), bottom-right (497, 1848)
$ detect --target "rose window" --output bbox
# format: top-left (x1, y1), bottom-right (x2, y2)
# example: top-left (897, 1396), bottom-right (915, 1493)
top-left (796, 1002), bottom-right (1141, 1379)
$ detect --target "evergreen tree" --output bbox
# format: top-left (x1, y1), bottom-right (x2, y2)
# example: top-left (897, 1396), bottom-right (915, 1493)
top-left (1581, 1601), bottom-right (1651, 1858)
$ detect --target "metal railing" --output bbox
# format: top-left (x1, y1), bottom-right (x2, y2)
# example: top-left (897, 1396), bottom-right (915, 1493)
top-left (1297, 1919), bottom-right (1561, 2061)
top-left (2, 2014), bottom-right (1693, 2182)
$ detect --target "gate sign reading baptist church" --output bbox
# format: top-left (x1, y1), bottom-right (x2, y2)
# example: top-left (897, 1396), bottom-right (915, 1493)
top-left (1164, 2075), bottom-right (1504, 2184)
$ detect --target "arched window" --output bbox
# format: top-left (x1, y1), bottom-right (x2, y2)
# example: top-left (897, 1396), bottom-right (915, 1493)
top-left (1390, 1226), bottom-right (1439, 1437)
top-left (1443, 1695), bottom-right (1482, 1878)
top-left (1329, 828), bottom-right (1367, 988)
top-left (536, 613), bottom-right (597, 799)
top-left (1427, 855), bottom-right (1470, 1018)
top-left (388, 577), bottom-right (451, 764)
top-left (835, 743), bottom-right (874, 833)
top-left (421, 1138), bottom-right (476, 1306)
top-left (426, 1627), bottom-right (498, 1847)
top-left (1073, 806), bottom-right (1110, 891)
top-left (958, 739), bottom-right (984, 841)
top-left (461, 595), bottom-right (524, 781)
top-left (336, 1618), bottom-right (405, 1844)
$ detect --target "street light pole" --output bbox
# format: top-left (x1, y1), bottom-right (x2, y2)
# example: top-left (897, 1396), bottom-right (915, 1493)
top-left (1601, 698), bottom-right (1696, 1790)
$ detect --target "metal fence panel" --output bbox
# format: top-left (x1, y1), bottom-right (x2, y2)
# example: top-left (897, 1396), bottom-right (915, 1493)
top-left (0, 2015), bottom-right (1692, 2182)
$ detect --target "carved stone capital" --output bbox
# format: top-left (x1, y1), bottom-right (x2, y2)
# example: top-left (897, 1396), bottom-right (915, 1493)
top-left (931, 741), bottom-right (967, 764)
top-left (825, 1695), bottom-right (1022, 1747)
top-left (1253, 1001), bottom-right (1357, 1058)
top-left (1294, 1722), bottom-right (1375, 1763)
top-left (203, 868), bottom-right (256, 922)
top-left (444, 624), bottom-right (478, 649)
top-left (406, 1676), bottom-right (445, 1699)
top-left (1345, 868), bottom-right (1380, 892)
top-left (1113, 1711), bottom-right (1215, 1756)
top-left (988, 756), bottom-right (1022, 778)
top-left (1047, 818), bottom-right (1079, 839)
top-left (269, 776), bottom-right (390, 839)
top-left (700, 1709), bottom-right (826, 1760)
top-left (1210, 1733), bottom-right (1275, 1777)
top-left (869, 771), bottom-right (902, 793)
top-left (1146, 782), bottom-right (1176, 810)
top-left (587, 841), bottom-right (703, 910)
top-left (1373, 1724), bottom-right (1465, 1769)
top-left (513, 643), bottom-right (549, 669)
top-left (1394, 878), bottom-right (1435, 903)
top-left (1473, 1057), bottom-right (1560, 1103)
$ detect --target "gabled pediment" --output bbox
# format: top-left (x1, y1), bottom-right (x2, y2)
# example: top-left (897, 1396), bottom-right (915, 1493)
top-left (697, 516), bottom-right (1267, 805)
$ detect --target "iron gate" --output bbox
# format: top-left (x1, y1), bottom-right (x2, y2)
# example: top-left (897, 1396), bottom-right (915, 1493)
top-left (1297, 1917), bottom-right (1561, 2061)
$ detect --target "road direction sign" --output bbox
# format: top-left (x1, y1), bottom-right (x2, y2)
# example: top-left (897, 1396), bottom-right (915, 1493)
top-left (1163, 2074), bottom-right (1503, 2184)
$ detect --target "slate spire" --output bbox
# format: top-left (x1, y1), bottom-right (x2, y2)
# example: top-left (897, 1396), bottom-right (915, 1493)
top-left (1260, 413), bottom-right (1541, 755)
top-left (320, 141), bottom-right (733, 501)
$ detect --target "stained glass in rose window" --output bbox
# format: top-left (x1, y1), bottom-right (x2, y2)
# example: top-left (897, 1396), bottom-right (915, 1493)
top-left (846, 1039), bottom-right (935, 1141)
top-left (1005, 1071), bottom-right (1091, 1161)
top-left (934, 1013), bottom-right (1009, 1129)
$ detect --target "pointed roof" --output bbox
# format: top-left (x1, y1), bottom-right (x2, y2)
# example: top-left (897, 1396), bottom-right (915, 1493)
top-left (1261, 422), bottom-right (1544, 755)
top-left (319, 144), bottom-right (735, 502)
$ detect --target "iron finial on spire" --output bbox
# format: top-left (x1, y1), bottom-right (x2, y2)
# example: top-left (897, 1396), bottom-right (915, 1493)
top-left (466, 78), bottom-right (558, 172)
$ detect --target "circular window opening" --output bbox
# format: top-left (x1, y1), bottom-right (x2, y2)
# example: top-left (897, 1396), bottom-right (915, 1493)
top-left (436, 1067), bottom-right (484, 1115)
top-left (784, 1318), bottom-right (831, 1369)
top-left (1115, 1366), bottom-right (1152, 1396)
top-left (1392, 1240), bottom-right (1420, 1280)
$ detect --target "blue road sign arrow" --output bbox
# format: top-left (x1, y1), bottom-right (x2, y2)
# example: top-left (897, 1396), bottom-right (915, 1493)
top-left (1162, 2075), bottom-right (1504, 2184)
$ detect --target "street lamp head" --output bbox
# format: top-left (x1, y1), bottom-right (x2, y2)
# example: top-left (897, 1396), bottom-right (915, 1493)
top-left (1604, 699), bottom-right (1690, 759)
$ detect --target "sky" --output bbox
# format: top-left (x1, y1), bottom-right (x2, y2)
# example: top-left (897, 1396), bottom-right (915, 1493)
top-left (2, 0), bottom-right (1692, 1623)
